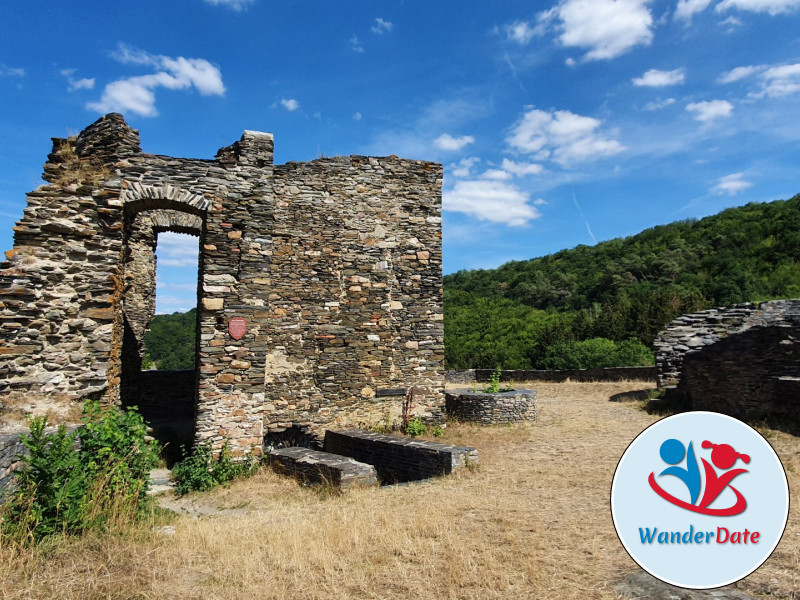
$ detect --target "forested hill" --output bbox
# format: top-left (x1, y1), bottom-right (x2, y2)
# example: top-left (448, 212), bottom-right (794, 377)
top-left (444, 195), bottom-right (800, 370)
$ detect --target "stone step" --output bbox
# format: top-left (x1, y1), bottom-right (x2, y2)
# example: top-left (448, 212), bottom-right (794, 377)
top-left (268, 447), bottom-right (379, 489)
top-left (147, 468), bottom-right (175, 496)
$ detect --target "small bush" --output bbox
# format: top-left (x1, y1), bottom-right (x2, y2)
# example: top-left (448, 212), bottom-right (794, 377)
top-left (1, 401), bottom-right (158, 544)
top-left (403, 418), bottom-right (427, 437)
top-left (172, 442), bottom-right (259, 496)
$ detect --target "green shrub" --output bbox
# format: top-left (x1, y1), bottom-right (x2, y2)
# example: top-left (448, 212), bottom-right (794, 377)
top-left (172, 442), bottom-right (259, 496)
top-left (403, 417), bottom-right (427, 437)
top-left (484, 365), bottom-right (502, 393)
top-left (1, 401), bottom-right (159, 544)
top-left (539, 337), bottom-right (654, 370)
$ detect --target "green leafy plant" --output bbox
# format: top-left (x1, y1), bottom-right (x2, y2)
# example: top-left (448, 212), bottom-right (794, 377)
top-left (172, 441), bottom-right (259, 496)
top-left (403, 417), bottom-right (427, 437)
top-left (484, 366), bottom-right (502, 393)
top-left (431, 424), bottom-right (445, 438)
top-left (1, 401), bottom-right (159, 544)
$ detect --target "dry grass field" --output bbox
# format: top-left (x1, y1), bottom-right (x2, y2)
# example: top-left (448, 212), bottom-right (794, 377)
top-left (1, 381), bottom-right (797, 599)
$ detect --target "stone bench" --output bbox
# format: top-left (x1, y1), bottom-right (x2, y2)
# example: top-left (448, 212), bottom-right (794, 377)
top-left (323, 429), bottom-right (478, 484)
top-left (445, 389), bottom-right (537, 424)
top-left (268, 447), bottom-right (379, 489)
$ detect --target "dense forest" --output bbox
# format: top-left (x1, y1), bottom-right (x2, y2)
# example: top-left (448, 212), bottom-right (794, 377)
top-left (445, 194), bottom-right (800, 369)
top-left (143, 308), bottom-right (196, 370)
top-left (145, 195), bottom-right (800, 371)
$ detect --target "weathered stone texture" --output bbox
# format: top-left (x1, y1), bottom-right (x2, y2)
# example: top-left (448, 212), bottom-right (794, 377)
top-left (654, 299), bottom-right (800, 429)
top-left (323, 428), bottom-right (477, 483)
top-left (0, 114), bottom-right (445, 458)
top-left (269, 447), bottom-right (379, 489)
top-left (445, 389), bottom-right (538, 424)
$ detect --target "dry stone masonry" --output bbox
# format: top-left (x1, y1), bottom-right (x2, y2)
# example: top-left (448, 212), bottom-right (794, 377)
top-left (0, 114), bottom-right (444, 457)
top-left (445, 389), bottom-right (538, 425)
top-left (654, 299), bottom-right (800, 430)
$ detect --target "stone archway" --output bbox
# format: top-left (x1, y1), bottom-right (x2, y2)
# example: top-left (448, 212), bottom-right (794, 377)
top-left (118, 193), bottom-right (208, 458)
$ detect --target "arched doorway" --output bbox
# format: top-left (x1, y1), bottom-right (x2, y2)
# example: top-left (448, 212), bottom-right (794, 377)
top-left (119, 199), bottom-right (206, 462)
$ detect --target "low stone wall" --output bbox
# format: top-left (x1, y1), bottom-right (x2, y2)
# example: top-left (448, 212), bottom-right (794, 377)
top-left (269, 447), bottom-right (379, 489)
top-left (323, 429), bottom-right (477, 484)
top-left (445, 389), bottom-right (537, 424)
top-left (445, 367), bottom-right (655, 384)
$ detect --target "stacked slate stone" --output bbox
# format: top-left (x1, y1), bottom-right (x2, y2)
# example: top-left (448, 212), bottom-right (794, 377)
top-left (0, 113), bottom-right (445, 460)
top-left (654, 299), bottom-right (800, 429)
top-left (445, 389), bottom-right (538, 425)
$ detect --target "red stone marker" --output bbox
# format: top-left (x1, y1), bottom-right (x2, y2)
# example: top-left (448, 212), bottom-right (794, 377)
top-left (228, 317), bottom-right (246, 340)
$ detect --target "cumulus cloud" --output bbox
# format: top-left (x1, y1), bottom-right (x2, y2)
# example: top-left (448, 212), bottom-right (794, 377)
top-left (481, 169), bottom-right (512, 180)
top-left (505, 20), bottom-right (544, 44)
top-left (280, 98), bottom-right (300, 111)
top-left (715, 0), bottom-right (800, 15)
top-left (717, 64), bottom-right (764, 83)
top-left (61, 69), bottom-right (94, 92)
top-left (450, 157), bottom-right (480, 178)
top-left (506, 108), bottom-right (625, 166)
top-left (156, 232), bottom-right (199, 267)
top-left (203, 0), bottom-right (255, 10)
top-left (350, 35), bottom-right (365, 53)
top-left (541, 0), bottom-right (654, 61)
top-left (434, 133), bottom-right (475, 151)
top-left (501, 158), bottom-right (545, 176)
top-left (674, 0), bottom-right (714, 20)
top-left (686, 99), bottom-right (733, 121)
top-left (0, 65), bottom-right (25, 77)
top-left (633, 68), bottom-right (685, 87)
top-left (755, 63), bottom-right (800, 97)
top-left (711, 172), bottom-right (753, 195)
top-left (371, 18), bottom-right (393, 34)
top-left (718, 62), bottom-right (800, 97)
top-left (644, 97), bottom-right (676, 111)
top-left (443, 179), bottom-right (541, 226)
top-left (87, 44), bottom-right (225, 117)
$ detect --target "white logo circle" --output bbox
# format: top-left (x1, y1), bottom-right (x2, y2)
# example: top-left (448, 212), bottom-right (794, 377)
top-left (611, 411), bottom-right (789, 589)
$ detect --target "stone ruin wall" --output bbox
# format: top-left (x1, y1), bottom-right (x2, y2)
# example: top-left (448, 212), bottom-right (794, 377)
top-left (654, 299), bottom-right (800, 429)
top-left (0, 114), bottom-right (444, 457)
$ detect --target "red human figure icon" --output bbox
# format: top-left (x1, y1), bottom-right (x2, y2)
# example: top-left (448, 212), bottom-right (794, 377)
top-left (698, 441), bottom-right (750, 512)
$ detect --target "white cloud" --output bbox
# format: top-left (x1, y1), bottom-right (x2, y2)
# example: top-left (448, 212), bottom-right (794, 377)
top-left (633, 68), bottom-right (685, 87)
top-left (61, 69), bottom-right (94, 92)
top-left (711, 172), bottom-right (753, 195)
top-left (203, 0), bottom-right (255, 10)
top-left (715, 0), bottom-right (800, 15)
top-left (371, 18), bottom-right (393, 34)
top-left (674, 0), bottom-right (714, 20)
top-left (353, 112), bottom-right (362, 121)
top-left (717, 64), bottom-right (764, 83)
top-left (0, 65), bottom-right (25, 77)
top-left (644, 97), bottom-right (676, 111)
top-left (434, 133), bottom-right (475, 151)
top-left (686, 99), bottom-right (733, 121)
top-left (542, 0), bottom-right (654, 61)
top-left (505, 20), bottom-right (544, 44)
top-left (506, 108), bottom-right (625, 166)
top-left (534, 198), bottom-right (548, 206)
top-left (501, 158), bottom-right (545, 176)
top-left (755, 63), bottom-right (800, 97)
top-left (280, 98), bottom-right (300, 111)
top-left (481, 169), bottom-right (512, 180)
top-left (450, 157), bottom-right (480, 178)
top-left (350, 35), bottom-right (365, 53)
top-left (87, 44), bottom-right (224, 117)
top-left (156, 232), bottom-right (199, 267)
top-left (443, 179), bottom-right (541, 226)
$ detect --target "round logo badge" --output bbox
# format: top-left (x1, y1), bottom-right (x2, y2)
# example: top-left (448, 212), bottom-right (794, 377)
top-left (611, 411), bottom-right (789, 589)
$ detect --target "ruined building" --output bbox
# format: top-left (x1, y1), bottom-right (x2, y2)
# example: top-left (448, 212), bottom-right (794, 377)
top-left (0, 114), bottom-right (444, 456)
top-left (654, 299), bottom-right (800, 432)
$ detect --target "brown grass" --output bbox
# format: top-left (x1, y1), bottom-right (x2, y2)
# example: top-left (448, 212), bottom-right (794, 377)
top-left (1, 381), bottom-right (797, 599)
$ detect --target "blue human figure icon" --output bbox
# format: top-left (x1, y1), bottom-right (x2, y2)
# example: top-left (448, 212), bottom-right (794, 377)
top-left (658, 438), bottom-right (701, 505)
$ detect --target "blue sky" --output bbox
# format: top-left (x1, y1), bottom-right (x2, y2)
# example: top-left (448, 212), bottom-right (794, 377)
top-left (2, 0), bottom-right (800, 313)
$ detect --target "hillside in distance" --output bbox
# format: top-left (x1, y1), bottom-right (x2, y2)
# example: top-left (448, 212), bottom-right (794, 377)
top-left (444, 194), bottom-right (800, 370)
